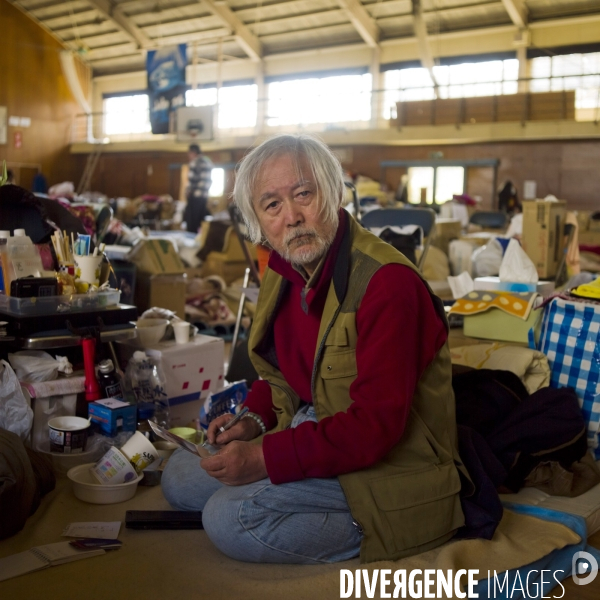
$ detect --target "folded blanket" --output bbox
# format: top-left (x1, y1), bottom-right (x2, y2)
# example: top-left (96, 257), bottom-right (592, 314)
top-left (451, 342), bottom-right (550, 393)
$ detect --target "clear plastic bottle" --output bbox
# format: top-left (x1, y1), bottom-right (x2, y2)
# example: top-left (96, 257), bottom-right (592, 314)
top-left (124, 351), bottom-right (169, 429)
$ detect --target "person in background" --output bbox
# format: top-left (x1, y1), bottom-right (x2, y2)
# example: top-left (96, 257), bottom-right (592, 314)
top-left (162, 134), bottom-right (466, 564)
top-left (183, 143), bottom-right (213, 233)
top-left (5, 169), bottom-right (15, 184)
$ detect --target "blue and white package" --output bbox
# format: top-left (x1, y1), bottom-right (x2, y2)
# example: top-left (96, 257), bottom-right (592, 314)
top-left (199, 380), bottom-right (248, 430)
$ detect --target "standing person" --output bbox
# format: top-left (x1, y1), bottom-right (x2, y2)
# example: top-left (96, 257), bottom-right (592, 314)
top-left (184, 143), bottom-right (213, 233)
top-left (162, 134), bottom-right (466, 564)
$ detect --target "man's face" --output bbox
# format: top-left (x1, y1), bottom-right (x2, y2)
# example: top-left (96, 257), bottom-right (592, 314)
top-left (252, 153), bottom-right (337, 275)
top-left (188, 151), bottom-right (198, 162)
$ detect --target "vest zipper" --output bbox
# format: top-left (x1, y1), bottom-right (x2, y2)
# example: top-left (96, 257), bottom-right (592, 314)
top-left (310, 304), bottom-right (343, 410)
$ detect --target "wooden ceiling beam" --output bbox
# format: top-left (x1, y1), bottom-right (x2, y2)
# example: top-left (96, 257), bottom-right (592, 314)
top-left (86, 0), bottom-right (152, 49)
top-left (501, 0), bottom-right (528, 29)
top-left (336, 0), bottom-right (379, 48)
top-left (200, 0), bottom-right (262, 61)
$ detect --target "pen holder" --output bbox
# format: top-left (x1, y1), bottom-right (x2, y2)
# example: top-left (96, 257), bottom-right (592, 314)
top-left (74, 255), bottom-right (103, 286)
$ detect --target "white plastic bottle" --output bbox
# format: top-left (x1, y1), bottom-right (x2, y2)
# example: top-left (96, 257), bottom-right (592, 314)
top-left (3, 229), bottom-right (44, 296)
top-left (0, 230), bottom-right (10, 294)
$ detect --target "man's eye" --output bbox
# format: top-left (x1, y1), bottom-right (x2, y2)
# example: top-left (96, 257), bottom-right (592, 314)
top-left (266, 201), bottom-right (279, 210)
top-left (296, 190), bottom-right (311, 198)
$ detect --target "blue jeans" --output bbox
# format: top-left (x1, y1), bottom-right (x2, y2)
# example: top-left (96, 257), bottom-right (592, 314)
top-left (161, 406), bottom-right (362, 564)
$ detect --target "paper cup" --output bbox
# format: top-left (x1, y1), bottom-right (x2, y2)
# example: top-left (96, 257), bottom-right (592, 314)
top-left (48, 416), bottom-right (90, 454)
top-left (173, 321), bottom-right (190, 344)
top-left (120, 431), bottom-right (159, 473)
top-left (90, 446), bottom-right (138, 485)
top-left (74, 255), bottom-right (103, 286)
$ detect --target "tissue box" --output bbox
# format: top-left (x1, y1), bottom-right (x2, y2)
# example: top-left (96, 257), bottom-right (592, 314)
top-left (88, 398), bottom-right (137, 437)
top-left (463, 308), bottom-right (542, 344)
top-left (473, 277), bottom-right (555, 297)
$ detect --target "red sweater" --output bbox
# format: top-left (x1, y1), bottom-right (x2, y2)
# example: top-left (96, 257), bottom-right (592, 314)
top-left (244, 213), bottom-right (447, 484)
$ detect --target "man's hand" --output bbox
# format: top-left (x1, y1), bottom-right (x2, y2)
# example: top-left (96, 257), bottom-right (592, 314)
top-left (200, 441), bottom-right (267, 485)
top-left (207, 413), bottom-right (262, 446)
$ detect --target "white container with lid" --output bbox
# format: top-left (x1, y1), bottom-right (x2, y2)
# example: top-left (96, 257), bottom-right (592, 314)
top-left (3, 228), bottom-right (44, 295)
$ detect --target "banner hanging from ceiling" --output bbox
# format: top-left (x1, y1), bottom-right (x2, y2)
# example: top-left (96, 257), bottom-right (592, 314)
top-left (147, 44), bottom-right (187, 135)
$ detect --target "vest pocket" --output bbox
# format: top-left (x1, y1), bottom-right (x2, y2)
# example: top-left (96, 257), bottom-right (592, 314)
top-left (320, 349), bottom-right (357, 379)
top-left (370, 461), bottom-right (462, 551)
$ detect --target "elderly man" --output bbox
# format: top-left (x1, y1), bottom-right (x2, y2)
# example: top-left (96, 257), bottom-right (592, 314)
top-left (162, 134), bottom-right (465, 564)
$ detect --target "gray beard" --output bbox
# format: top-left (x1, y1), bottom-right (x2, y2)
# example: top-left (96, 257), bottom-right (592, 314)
top-left (279, 225), bottom-right (336, 268)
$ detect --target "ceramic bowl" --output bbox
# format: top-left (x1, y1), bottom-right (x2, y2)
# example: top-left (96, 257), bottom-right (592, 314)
top-left (67, 463), bottom-right (143, 504)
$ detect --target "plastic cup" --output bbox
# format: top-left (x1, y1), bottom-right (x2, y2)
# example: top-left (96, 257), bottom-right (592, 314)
top-left (120, 431), bottom-right (159, 473)
top-left (90, 446), bottom-right (138, 485)
top-left (74, 255), bottom-right (103, 285)
top-left (168, 427), bottom-right (198, 442)
top-left (173, 321), bottom-right (190, 344)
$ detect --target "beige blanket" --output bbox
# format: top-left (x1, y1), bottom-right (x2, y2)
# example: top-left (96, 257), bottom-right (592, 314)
top-left (450, 342), bottom-right (551, 393)
top-left (0, 477), bottom-right (579, 600)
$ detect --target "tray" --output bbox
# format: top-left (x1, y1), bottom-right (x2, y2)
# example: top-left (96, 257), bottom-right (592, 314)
top-left (0, 289), bottom-right (121, 316)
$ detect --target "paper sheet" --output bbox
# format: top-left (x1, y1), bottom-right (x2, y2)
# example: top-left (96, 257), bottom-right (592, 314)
top-left (62, 522), bottom-right (121, 539)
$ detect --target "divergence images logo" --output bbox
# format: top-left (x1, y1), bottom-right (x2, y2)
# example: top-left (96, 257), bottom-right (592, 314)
top-left (572, 551), bottom-right (598, 586)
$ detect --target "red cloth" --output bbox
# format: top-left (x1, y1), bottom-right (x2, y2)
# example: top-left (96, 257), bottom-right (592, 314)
top-left (244, 215), bottom-right (447, 483)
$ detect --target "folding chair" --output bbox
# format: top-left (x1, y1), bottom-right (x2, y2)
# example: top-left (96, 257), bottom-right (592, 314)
top-left (360, 207), bottom-right (436, 271)
top-left (469, 211), bottom-right (508, 230)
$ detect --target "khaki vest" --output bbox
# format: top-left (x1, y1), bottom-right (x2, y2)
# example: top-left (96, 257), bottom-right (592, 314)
top-left (250, 216), bottom-right (465, 563)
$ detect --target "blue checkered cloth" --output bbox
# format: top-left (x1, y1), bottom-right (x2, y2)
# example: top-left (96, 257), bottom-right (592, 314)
top-left (538, 297), bottom-right (600, 458)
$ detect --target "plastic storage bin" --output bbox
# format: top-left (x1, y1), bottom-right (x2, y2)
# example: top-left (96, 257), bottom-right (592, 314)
top-left (0, 289), bottom-right (121, 316)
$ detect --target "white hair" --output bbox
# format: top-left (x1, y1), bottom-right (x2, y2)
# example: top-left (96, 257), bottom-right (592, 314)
top-left (233, 134), bottom-right (345, 244)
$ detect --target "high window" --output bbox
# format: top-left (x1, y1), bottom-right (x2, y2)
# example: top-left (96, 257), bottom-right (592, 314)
top-left (266, 74), bottom-right (372, 126)
top-left (383, 59), bottom-right (519, 119)
top-left (186, 84), bottom-right (257, 129)
top-left (530, 52), bottom-right (600, 120)
top-left (103, 94), bottom-right (151, 135)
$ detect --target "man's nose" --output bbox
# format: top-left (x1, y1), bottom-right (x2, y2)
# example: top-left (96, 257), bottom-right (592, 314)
top-left (282, 198), bottom-right (304, 226)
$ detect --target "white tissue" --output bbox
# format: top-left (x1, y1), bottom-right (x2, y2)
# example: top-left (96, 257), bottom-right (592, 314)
top-left (499, 239), bottom-right (539, 283)
top-left (447, 271), bottom-right (475, 299)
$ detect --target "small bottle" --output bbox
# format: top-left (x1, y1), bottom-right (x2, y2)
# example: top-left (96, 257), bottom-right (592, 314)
top-left (98, 359), bottom-right (123, 399)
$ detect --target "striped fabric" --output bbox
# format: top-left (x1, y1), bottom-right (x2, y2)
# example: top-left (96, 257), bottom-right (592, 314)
top-left (538, 297), bottom-right (600, 457)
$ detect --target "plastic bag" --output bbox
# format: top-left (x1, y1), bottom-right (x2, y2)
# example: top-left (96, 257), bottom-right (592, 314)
top-left (499, 238), bottom-right (539, 283)
top-left (8, 351), bottom-right (73, 382)
top-left (472, 238), bottom-right (504, 277)
top-left (0, 360), bottom-right (34, 440)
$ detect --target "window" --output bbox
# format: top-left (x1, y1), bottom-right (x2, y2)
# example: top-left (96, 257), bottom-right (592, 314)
top-left (383, 59), bottom-right (518, 119)
top-left (531, 52), bottom-right (600, 119)
top-left (407, 166), bottom-right (464, 204)
top-left (186, 85), bottom-right (257, 129)
top-left (103, 94), bottom-right (151, 135)
top-left (267, 74), bottom-right (372, 126)
top-left (209, 167), bottom-right (225, 197)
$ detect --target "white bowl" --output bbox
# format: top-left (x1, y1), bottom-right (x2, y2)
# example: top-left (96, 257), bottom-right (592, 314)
top-left (134, 318), bottom-right (169, 346)
top-left (67, 463), bottom-right (143, 504)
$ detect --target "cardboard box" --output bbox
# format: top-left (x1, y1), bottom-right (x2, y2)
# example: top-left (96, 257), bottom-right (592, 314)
top-left (473, 276), bottom-right (555, 297)
top-left (127, 239), bottom-right (185, 275)
top-left (134, 273), bottom-right (187, 317)
top-left (463, 307), bottom-right (542, 344)
top-left (117, 334), bottom-right (224, 427)
top-left (521, 200), bottom-right (567, 279)
top-left (88, 398), bottom-right (137, 437)
top-left (431, 219), bottom-right (462, 254)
